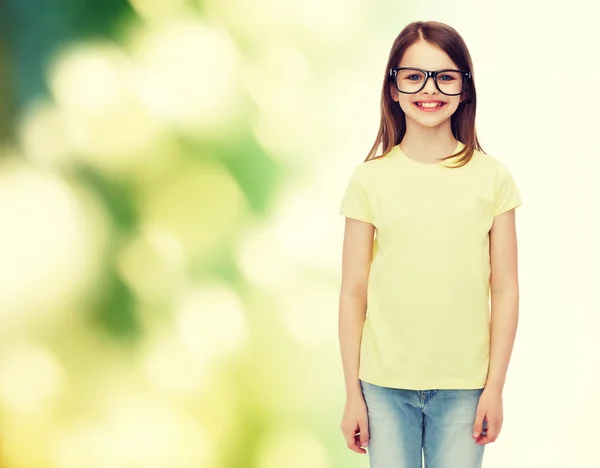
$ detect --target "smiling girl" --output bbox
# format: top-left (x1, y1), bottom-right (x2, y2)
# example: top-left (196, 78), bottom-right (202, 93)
top-left (338, 21), bottom-right (522, 467)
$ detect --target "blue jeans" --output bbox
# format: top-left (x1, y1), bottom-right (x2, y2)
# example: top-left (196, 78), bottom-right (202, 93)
top-left (360, 380), bottom-right (487, 468)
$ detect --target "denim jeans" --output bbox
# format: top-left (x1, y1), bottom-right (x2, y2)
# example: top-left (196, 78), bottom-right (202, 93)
top-left (360, 380), bottom-right (487, 468)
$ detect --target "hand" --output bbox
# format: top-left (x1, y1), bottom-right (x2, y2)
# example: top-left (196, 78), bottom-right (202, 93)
top-left (473, 386), bottom-right (503, 445)
top-left (340, 396), bottom-right (369, 454)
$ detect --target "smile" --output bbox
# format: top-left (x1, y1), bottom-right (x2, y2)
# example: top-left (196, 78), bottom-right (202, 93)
top-left (413, 101), bottom-right (446, 111)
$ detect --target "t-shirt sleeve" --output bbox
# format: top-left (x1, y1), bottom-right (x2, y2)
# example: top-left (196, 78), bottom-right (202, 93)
top-left (339, 165), bottom-right (373, 223)
top-left (494, 162), bottom-right (522, 216)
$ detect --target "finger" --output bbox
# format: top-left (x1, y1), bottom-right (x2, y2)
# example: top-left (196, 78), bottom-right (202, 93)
top-left (345, 434), bottom-right (359, 453)
top-left (475, 427), bottom-right (497, 445)
top-left (345, 430), bottom-right (366, 454)
top-left (342, 427), bottom-right (357, 452)
top-left (482, 427), bottom-right (498, 443)
top-left (472, 414), bottom-right (485, 439)
top-left (358, 421), bottom-right (370, 448)
top-left (354, 434), bottom-right (367, 453)
top-left (483, 419), bottom-right (499, 441)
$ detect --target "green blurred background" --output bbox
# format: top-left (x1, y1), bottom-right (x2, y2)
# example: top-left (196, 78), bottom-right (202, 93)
top-left (6, 1), bottom-right (597, 468)
top-left (0, 0), bottom-right (415, 466)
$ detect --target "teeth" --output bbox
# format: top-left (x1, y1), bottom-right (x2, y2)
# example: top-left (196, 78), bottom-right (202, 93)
top-left (417, 102), bottom-right (443, 108)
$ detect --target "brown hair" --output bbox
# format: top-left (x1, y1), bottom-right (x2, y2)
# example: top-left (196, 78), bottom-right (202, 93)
top-left (365, 21), bottom-right (484, 167)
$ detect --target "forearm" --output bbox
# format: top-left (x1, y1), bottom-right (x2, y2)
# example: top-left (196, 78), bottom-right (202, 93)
top-left (338, 293), bottom-right (367, 399)
top-left (486, 287), bottom-right (519, 392)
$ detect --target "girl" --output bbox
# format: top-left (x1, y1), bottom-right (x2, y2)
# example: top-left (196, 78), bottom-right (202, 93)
top-left (338, 21), bottom-right (521, 468)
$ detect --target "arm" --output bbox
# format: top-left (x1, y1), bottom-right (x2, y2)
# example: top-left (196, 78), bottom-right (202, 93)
top-left (486, 208), bottom-right (520, 393)
top-left (339, 217), bottom-right (374, 399)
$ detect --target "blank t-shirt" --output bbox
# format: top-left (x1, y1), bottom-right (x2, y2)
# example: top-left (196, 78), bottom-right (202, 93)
top-left (339, 141), bottom-right (522, 390)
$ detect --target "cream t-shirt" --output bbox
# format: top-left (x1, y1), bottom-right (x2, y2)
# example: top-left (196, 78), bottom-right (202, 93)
top-left (340, 141), bottom-right (522, 390)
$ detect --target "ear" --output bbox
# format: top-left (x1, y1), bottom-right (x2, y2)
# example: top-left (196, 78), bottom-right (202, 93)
top-left (390, 85), bottom-right (399, 102)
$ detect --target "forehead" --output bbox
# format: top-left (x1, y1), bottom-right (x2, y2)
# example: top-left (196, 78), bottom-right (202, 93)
top-left (398, 40), bottom-right (458, 70)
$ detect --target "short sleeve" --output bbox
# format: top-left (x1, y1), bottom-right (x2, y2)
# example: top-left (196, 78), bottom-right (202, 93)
top-left (494, 162), bottom-right (522, 216)
top-left (339, 166), bottom-right (373, 223)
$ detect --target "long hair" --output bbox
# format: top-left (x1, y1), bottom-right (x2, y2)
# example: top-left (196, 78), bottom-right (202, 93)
top-left (365, 21), bottom-right (484, 167)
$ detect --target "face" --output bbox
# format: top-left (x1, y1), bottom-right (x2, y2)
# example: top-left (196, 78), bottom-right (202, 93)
top-left (390, 40), bottom-right (466, 128)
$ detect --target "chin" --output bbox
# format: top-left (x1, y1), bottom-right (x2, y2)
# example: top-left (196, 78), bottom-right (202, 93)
top-left (406, 115), bottom-right (450, 128)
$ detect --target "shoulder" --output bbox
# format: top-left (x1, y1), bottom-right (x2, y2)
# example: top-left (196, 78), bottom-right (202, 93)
top-left (470, 148), bottom-right (515, 175)
top-left (348, 152), bottom-right (396, 183)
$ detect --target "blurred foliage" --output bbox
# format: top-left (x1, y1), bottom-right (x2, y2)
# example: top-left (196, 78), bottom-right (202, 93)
top-left (0, 0), bottom-right (378, 467)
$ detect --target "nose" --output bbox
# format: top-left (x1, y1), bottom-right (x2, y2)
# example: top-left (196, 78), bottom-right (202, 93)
top-left (422, 75), bottom-right (438, 94)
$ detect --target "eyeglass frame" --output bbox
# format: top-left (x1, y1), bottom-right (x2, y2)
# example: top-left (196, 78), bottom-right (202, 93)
top-left (389, 67), bottom-right (471, 96)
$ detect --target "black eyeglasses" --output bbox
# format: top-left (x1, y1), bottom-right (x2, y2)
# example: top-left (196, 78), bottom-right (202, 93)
top-left (389, 67), bottom-right (471, 96)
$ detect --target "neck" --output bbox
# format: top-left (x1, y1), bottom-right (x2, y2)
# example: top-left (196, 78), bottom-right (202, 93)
top-left (399, 119), bottom-right (457, 161)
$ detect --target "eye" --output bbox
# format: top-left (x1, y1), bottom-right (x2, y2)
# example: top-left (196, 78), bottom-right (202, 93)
top-left (406, 74), bottom-right (422, 81)
top-left (437, 74), bottom-right (455, 81)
